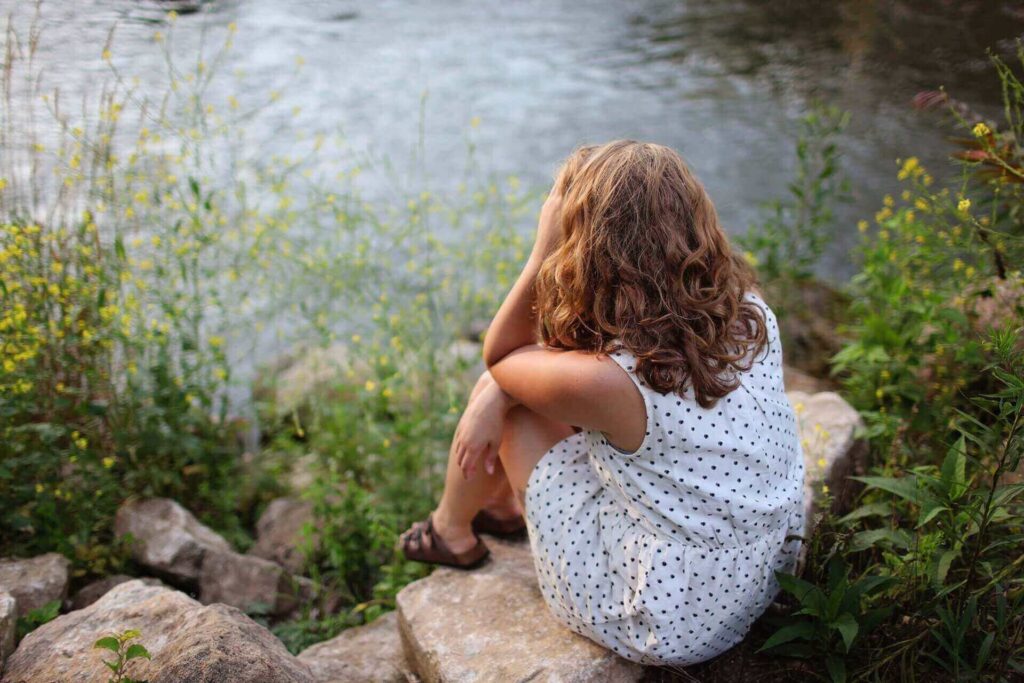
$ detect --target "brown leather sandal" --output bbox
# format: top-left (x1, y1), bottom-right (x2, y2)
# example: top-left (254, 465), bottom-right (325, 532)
top-left (400, 514), bottom-right (490, 569)
top-left (472, 509), bottom-right (527, 537)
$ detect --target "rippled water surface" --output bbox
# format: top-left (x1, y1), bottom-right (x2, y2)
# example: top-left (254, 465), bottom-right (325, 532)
top-left (4, 0), bottom-right (1024, 278)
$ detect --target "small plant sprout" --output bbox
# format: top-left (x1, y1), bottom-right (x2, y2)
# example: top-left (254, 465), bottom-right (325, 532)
top-left (94, 629), bottom-right (151, 683)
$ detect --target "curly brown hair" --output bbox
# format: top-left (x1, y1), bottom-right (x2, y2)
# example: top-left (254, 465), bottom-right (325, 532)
top-left (534, 140), bottom-right (767, 408)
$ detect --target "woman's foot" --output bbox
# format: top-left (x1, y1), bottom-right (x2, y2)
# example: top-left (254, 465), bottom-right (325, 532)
top-left (399, 513), bottom-right (489, 569)
top-left (472, 494), bottom-right (527, 537)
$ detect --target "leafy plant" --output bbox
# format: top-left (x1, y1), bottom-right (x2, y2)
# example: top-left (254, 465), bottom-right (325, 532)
top-left (760, 558), bottom-right (894, 682)
top-left (15, 599), bottom-right (60, 641)
top-left (94, 629), bottom-right (151, 683)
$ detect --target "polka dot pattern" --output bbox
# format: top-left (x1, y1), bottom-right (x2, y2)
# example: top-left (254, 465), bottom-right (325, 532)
top-left (523, 292), bottom-right (805, 666)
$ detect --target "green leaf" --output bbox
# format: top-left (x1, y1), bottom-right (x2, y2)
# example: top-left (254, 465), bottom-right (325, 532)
top-left (94, 636), bottom-right (120, 653)
top-left (917, 502), bottom-right (949, 528)
top-left (833, 612), bottom-right (859, 652)
top-left (940, 435), bottom-right (967, 500)
top-left (775, 572), bottom-right (820, 604)
top-left (852, 475), bottom-right (935, 507)
top-left (124, 643), bottom-right (151, 661)
top-left (837, 502), bottom-right (891, 525)
top-left (931, 549), bottom-right (958, 588)
top-left (826, 655), bottom-right (847, 683)
top-left (757, 620), bottom-right (816, 652)
top-left (849, 527), bottom-right (912, 552)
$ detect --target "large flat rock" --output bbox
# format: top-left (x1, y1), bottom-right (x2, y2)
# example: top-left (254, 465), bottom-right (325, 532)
top-left (396, 537), bottom-right (642, 683)
top-left (298, 611), bottom-right (415, 682)
top-left (0, 553), bottom-right (69, 617)
top-left (2, 580), bottom-right (313, 683)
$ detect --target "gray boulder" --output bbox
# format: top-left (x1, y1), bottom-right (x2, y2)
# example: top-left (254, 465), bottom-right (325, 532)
top-left (2, 579), bottom-right (313, 682)
top-left (788, 390), bottom-right (867, 534)
top-left (0, 590), bottom-right (15, 672)
top-left (0, 553), bottom-right (69, 617)
top-left (114, 498), bottom-right (232, 583)
top-left (396, 537), bottom-right (642, 682)
top-left (298, 611), bottom-right (415, 682)
top-left (199, 550), bottom-right (310, 617)
top-left (248, 498), bottom-right (316, 574)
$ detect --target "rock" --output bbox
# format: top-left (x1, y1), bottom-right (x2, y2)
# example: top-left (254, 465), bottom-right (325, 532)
top-left (396, 537), bottom-right (643, 683)
top-left (70, 575), bottom-right (162, 611)
top-left (199, 550), bottom-right (306, 617)
top-left (114, 498), bottom-right (232, 584)
top-left (2, 579), bottom-right (313, 682)
top-left (298, 611), bottom-right (415, 682)
top-left (0, 553), bottom-right (69, 617)
top-left (787, 390), bottom-right (867, 534)
top-left (782, 364), bottom-right (830, 393)
top-left (0, 590), bottom-right (15, 671)
top-left (248, 498), bottom-right (316, 574)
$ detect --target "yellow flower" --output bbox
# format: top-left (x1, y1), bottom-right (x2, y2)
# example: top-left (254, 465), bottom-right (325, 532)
top-left (822, 484), bottom-right (830, 495)
top-left (972, 122), bottom-right (991, 138)
top-left (965, 266), bottom-right (976, 278)
top-left (75, 437), bottom-right (88, 449)
top-left (35, 483), bottom-right (44, 494)
top-left (102, 456), bottom-right (116, 469)
top-left (958, 198), bottom-right (971, 213)
top-left (364, 380), bottom-right (377, 392)
top-left (817, 458), bottom-right (827, 469)
top-left (209, 335), bottom-right (225, 349)
top-left (102, 48), bottom-right (112, 62)
top-left (743, 251), bottom-right (759, 267)
top-left (793, 402), bottom-right (805, 415)
top-left (953, 258), bottom-right (964, 271)
top-left (470, 116), bottom-right (481, 128)
top-left (857, 220), bottom-right (868, 233)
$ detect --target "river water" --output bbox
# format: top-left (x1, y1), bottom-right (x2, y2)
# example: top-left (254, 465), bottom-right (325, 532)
top-left (4, 0), bottom-right (1023, 281)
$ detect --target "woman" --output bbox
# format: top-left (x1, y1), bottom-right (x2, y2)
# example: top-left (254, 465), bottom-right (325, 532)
top-left (399, 140), bottom-right (804, 666)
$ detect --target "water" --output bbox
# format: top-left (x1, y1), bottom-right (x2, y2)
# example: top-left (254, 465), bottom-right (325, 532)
top-left (4, 0), bottom-right (1022, 281)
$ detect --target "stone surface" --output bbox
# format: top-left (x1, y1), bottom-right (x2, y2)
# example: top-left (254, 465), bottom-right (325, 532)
top-left (782, 364), bottom-right (830, 394)
top-left (298, 611), bottom-right (415, 683)
top-left (0, 591), bottom-right (15, 672)
top-left (2, 580), bottom-right (313, 683)
top-left (199, 549), bottom-right (303, 617)
top-left (114, 498), bottom-right (233, 584)
top-left (70, 575), bottom-right (162, 611)
top-left (248, 498), bottom-right (316, 574)
top-left (0, 553), bottom-right (69, 618)
top-left (787, 390), bottom-right (867, 533)
top-left (396, 537), bottom-right (643, 683)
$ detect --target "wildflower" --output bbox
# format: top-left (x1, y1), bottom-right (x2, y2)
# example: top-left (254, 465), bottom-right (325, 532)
top-left (793, 402), bottom-right (805, 415)
top-left (822, 484), bottom-right (830, 495)
top-left (102, 48), bottom-right (112, 62)
top-left (972, 122), bottom-right (991, 138)
top-left (470, 116), bottom-right (481, 128)
top-left (857, 220), bottom-right (868, 233)
top-left (35, 483), bottom-right (44, 494)
top-left (364, 380), bottom-right (377, 392)
top-left (958, 198), bottom-right (971, 213)
top-left (102, 456), bottom-right (116, 469)
top-left (743, 251), bottom-right (758, 267)
top-left (351, 334), bottom-right (361, 344)
top-left (75, 436), bottom-right (88, 449)
top-left (817, 458), bottom-right (827, 469)
top-left (953, 258), bottom-right (964, 271)
top-left (965, 266), bottom-right (976, 278)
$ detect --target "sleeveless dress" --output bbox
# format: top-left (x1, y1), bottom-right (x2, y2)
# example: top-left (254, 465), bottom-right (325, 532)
top-left (523, 292), bottom-right (804, 666)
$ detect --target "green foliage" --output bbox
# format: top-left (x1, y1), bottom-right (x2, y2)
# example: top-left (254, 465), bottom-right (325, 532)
top-left (15, 600), bottom-right (61, 641)
top-left (94, 629), bottom-right (151, 683)
top-left (739, 103), bottom-right (850, 287)
top-left (761, 558), bottom-right (894, 683)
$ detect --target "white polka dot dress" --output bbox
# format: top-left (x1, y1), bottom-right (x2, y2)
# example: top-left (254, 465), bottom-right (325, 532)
top-left (523, 292), bottom-right (804, 666)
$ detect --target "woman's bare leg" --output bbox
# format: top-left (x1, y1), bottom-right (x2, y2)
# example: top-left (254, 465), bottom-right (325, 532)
top-left (431, 404), bottom-right (573, 553)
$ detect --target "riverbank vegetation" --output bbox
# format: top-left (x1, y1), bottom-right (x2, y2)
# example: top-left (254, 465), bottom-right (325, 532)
top-left (1, 10), bottom-right (1021, 681)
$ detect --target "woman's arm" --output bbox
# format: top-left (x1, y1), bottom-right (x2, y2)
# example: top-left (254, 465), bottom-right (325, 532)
top-left (482, 193), bottom-right (563, 368)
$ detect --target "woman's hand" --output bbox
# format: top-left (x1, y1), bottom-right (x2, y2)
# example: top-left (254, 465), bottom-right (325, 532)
top-left (453, 379), bottom-right (515, 479)
top-left (531, 190), bottom-right (564, 259)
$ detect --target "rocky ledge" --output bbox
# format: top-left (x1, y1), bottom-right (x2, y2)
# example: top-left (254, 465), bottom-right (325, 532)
top-left (0, 384), bottom-right (864, 681)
